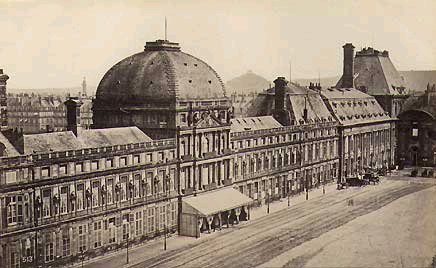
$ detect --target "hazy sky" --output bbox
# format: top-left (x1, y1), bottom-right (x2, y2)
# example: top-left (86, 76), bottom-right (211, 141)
top-left (1, 0), bottom-right (435, 90)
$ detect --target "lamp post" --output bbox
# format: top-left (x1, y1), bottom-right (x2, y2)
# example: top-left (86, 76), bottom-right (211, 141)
top-left (123, 218), bottom-right (129, 264)
top-left (305, 175), bottom-right (309, 201)
top-left (323, 176), bottom-right (325, 195)
top-left (164, 175), bottom-right (170, 251)
top-left (267, 188), bottom-right (271, 214)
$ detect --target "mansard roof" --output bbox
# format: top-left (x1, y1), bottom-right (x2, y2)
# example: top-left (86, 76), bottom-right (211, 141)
top-left (336, 47), bottom-right (407, 95)
top-left (320, 87), bottom-right (392, 126)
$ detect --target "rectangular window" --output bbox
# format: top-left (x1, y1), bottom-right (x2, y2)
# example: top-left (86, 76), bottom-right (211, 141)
top-left (91, 160), bottom-right (99, 171)
top-left (135, 211), bottom-right (143, 236)
top-left (59, 164), bottom-right (67, 175)
top-left (107, 178), bottom-right (114, 204)
top-left (78, 224), bottom-right (87, 252)
top-left (60, 186), bottom-right (68, 214)
top-left (106, 158), bottom-right (114, 168)
top-left (412, 128), bottom-right (418, 137)
top-left (92, 181), bottom-right (100, 207)
top-left (148, 207), bottom-right (155, 233)
top-left (94, 221), bottom-right (102, 248)
top-left (133, 155), bottom-right (140, 165)
top-left (146, 153), bottom-right (153, 163)
top-left (5, 171), bottom-right (17, 184)
top-left (108, 218), bottom-right (116, 243)
top-left (62, 229), bottom-right (71, 257)
top-left (42, 189), bottom-right (51, 218)
top-left (120, 157), bottom-right (127, 167)
top-left (77, 184), bottom-right (84, 211)
top-left (41, 166), bottom-right (50, 177)
top-left (158, 152), bottom-right (164, 161)
top-left (75, 163), bottom-right (83, 173)
top-left (45, 242), bottom-right (54, 263)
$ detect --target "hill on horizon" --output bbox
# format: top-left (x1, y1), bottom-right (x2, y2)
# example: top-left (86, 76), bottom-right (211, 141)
top-left (226, 71), bottom-right (271, 94)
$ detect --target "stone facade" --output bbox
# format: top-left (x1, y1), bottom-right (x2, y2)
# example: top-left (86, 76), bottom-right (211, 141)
top-left (397, 84), bottom-right (436, 167)
top-left (7, 94), bottom-right (93, 134)
top-left (0, 40), bottom-right (397, 268)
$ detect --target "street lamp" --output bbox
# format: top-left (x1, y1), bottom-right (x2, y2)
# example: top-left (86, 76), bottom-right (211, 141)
top-left (305, 175), bottom-right (309, 201)
top-left (164, 175), bottom-right (170, 251)
top-left (267, 188), bottom-right (271, 214)
top-left (123, 218), bottom-right (129, 264)
top-left (323, 176), bottom-right (325, 195)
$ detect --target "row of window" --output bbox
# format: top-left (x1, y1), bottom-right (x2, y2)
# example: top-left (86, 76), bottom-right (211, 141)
top-left (39, 151), bottom-right (176, 179)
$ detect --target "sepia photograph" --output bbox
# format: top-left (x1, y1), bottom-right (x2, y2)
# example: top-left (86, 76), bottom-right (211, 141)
top-left (0, 0), bottom-right (435, 267)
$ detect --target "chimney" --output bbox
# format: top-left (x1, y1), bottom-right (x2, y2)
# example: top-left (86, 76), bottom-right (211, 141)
top-left (273, 77), bottom-right (288, 125)
top-left (274, 77), bottom-right (287, 111)
top-left (64, 97), bottom-right (83, 136)
top-left (0, 69), bottom-right (10, 130)
top-left (342, 43), bottom-right (355, 88)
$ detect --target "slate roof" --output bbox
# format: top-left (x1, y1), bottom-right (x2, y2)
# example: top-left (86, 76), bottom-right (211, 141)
top-left (336, 47), bottom-right (407, 95)
top-left (96, 40), bottom-right (226, 105)
top-left (0, 132), bottom-right (20, 157)
top-left (23, 131), bottom-right (82, 154)
top-left (78, 127), bottom-right (152, 148)
top-left (230, 116), bottom-right (282, 132)
top-left (246, 82), bottom-right (333, 125)
top-left (22, 126), bottom-right (153, 154)
top-left (320, 87), bottom-right (392, 126)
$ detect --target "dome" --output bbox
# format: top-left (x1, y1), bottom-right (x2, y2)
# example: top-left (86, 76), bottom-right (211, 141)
top-left (96, 40), bottom-right (226, 104)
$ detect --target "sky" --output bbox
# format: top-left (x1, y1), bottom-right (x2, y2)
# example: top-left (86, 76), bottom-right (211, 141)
top-left (0, 0), bottom-right (435, 90)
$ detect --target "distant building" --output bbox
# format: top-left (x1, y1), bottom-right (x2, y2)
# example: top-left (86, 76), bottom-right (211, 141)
top-left (7, 83), bottom-right (93, 134)
top-left (0, 69), bottom-right (9, 130)
top-left (397, 83), bottom-right (436, 167)
top-left (336, 44), bottom-right (409, 117)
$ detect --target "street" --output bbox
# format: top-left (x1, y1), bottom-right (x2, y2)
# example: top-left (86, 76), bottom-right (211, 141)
top-left (81, 176), bottom-right (436, 268)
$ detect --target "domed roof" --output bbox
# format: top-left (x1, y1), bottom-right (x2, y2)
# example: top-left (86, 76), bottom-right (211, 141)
top-left (96, 40), bottom-right (226, 104)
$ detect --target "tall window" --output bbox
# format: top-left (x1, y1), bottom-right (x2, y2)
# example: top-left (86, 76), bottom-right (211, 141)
top-left (45, 234), bottom-right (54, 263)
top-left (107, 179), bottom-right (113, 204)
top-left (76, 184), bottom-right (84, 211)
top-left (42, 189), bottom-right (51, 218)
top-left (120, 176), bottom-right (127, 201)
top-left (135, 211), bottom-right (143, 236)
top-left (60, 186), bottom-right (68, 214)
top-left (93, 221), bottom-right (102, 248)
top-left (62, 229), bottom-right (70, 257)
top-left (78, 224), bottom-right (87, 252)
top-left (108, 218), bottom-right (116, 243)
top-left (6, 196), bottom-right (23, 225)
top-left (148, 207), bottom-right (155, 233)
top-left (92, 181), bottom-right (100, 207)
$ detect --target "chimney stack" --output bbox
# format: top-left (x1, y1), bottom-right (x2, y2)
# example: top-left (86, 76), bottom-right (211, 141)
top-left (64, 97), bottom-right (83, 136)
top-left (342, 43), bottom-right (355, 88)
top-left (273, 77), bottom-right (289, 126)
top-left (0, 69), bottom-right (9, 130)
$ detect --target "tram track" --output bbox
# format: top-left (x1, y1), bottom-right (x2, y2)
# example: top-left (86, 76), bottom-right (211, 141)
top-left (130, 181), bottom-right (432, 268)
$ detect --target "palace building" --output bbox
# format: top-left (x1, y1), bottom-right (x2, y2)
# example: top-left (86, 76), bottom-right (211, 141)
top-left (397, 84), bottom-right (436, 167)
top-left (0, 41), bottom-right (396, 268)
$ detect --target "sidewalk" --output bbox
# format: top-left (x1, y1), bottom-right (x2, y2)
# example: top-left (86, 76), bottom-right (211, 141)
top-left (72, 182), bottom-right (343, 268)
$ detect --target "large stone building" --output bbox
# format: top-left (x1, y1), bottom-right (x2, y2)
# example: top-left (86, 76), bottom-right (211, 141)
top-left (320, 88), bottom-right (396, 180)
top-left (0, 39), bottom-right (396, 268)
top-left (397, 84), bottom-right (436, 167)
top-left (336, 44), bottom-right (409, 118)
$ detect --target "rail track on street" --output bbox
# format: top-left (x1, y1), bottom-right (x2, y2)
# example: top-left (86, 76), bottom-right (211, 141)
top-left (130, 181), bottom-right (432, 268)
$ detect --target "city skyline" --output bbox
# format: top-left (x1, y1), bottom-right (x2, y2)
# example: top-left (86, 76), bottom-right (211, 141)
top-left (1, 0), bottom-right (435, 89)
